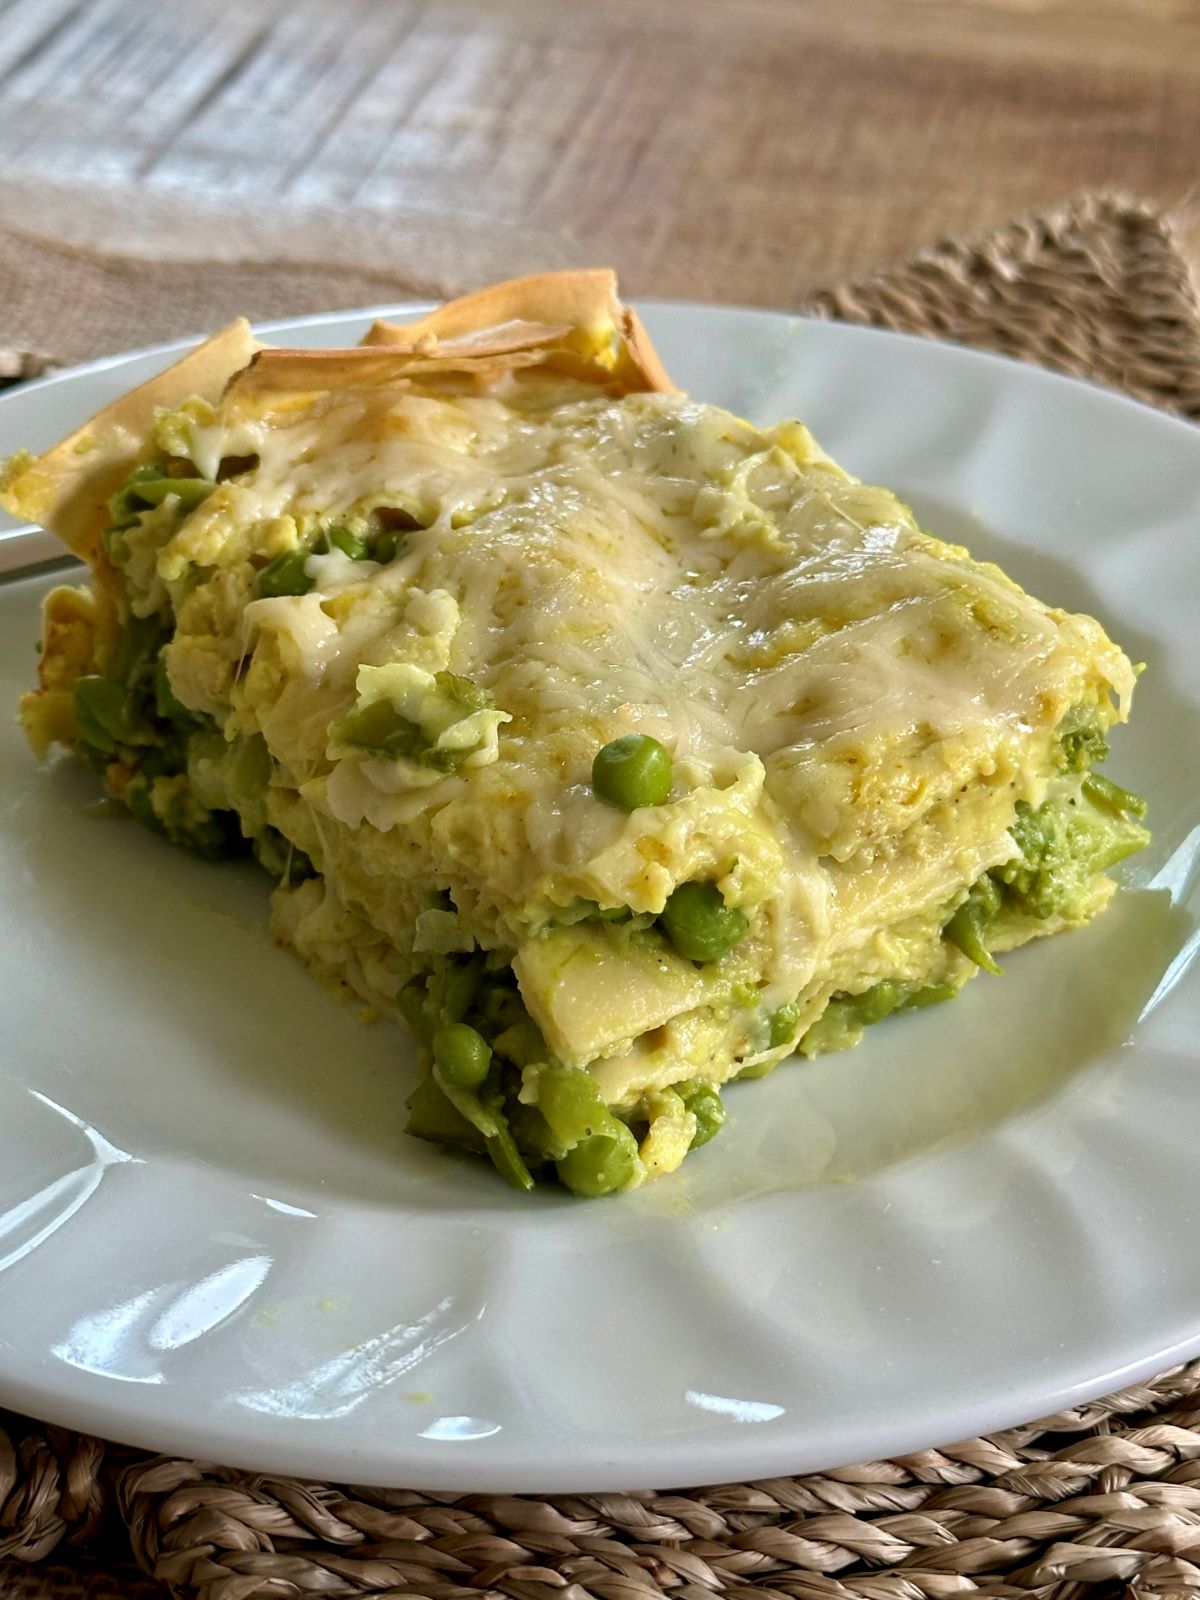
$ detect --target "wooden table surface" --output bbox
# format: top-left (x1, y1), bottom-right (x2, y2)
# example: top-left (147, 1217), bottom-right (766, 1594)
top-left (1, 0), bottom-right (1198, 306)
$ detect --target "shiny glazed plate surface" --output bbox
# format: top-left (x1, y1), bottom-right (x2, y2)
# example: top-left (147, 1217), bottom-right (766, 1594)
top-left (1, 305), bottom-right (1198, 1492)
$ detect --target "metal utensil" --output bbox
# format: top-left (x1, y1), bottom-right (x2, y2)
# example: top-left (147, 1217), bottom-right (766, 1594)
top-left (0, 524), bottom-right (81, 580)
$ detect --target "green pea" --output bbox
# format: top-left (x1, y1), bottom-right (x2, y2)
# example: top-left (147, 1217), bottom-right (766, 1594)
top-left (767, 1001), bottom-right (800, 1049)
top-left (73, 675), bottom-right (142, 753)
top-left (256, 550), bottom-right (313, 598)
top-left (536, 1063), bottom-right (610, 1148)
top-left (660, 881), bottom-right (748, 964)
top-left (591, 733), bottom-right (672, 810)
top-left (556, 1126), bottom-right (639, 1197)
top-left (677, 1080), bottom-right (725, 1149)
top-left (432, 1022), bottom-right (492, 1087)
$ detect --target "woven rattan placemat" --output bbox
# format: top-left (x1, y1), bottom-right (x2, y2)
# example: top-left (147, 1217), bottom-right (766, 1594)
top-left (2, 191), bottom-right (1199, 1600)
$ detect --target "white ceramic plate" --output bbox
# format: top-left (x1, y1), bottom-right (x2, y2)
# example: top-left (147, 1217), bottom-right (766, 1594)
top-left (1, 306), bottom-right (1198, 1493)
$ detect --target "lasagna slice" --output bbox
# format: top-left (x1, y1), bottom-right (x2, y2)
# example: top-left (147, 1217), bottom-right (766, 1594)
top-left (3, 271), bottom-right (1148, 1195)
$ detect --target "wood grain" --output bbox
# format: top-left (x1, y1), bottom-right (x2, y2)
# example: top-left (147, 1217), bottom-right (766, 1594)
top-left (0, 0), bottom-right (1197, 306)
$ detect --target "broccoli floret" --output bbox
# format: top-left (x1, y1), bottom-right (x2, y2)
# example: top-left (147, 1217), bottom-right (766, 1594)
top-left (995, 791), bottom-right (1148, 921)
top-left (1059, 721), bottom-right (1110, 774)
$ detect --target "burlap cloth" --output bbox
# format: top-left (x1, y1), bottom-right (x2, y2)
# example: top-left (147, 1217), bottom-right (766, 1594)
top-left (3, 191), bottom-right (1200, 1600)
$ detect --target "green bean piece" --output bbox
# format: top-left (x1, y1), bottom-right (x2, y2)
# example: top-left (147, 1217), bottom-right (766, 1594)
top-left (506, 1100), bottom-right (564, 1163)
top-left (677, 1080), bottom-right (725, 1148)
top-left (944, 901), bottom-right (1002, 976)
top-left (124, 779), bottom-right (164, 836)
top-left (591, 733), bottom-right (672, 810)
top-left (73, 675), bottom-right (143, 753)
top-left (556, 1126), bottom-right (639, 1197)
top-left (441, 958), bottom-right (483, 1023)
top-left (405, 1076), bottom-right (486, 1151)
top-left (396, 985), bottom-right (436, 1046)
top-left (325, 523), bottom-right (371, 561)
top-left (856, 979), bottom-right (904, 1025)
top-left (899, 979), bottom-right (961, 1009)
top-left (1083, 772), bottom-right (1149, 820)
top-left (734, 1057), bottom-right (778, 1081)
top-left (107, 463), bottom-right (165, 527)
top-left (111, 610), bottom-right (169, 682)
top-left (130, 476), bottom-right (216, 512)
top-left (256, 550), bottom-right (314, 598)
top-left (485, 1127), bottom-right (536, 1192)
top-left (430, 1063), bottom-right (535, 1191)
top-left (590, 903), bottom-right (633, 923)
top-left (767, 1000), bottom-right (800, 1049)
top-left (154, 656), bottom-right (191, 720)
top-left (432, 1022), bottom-right (492, 1087)
top-left (371, 529), bottom-right (407, 564)
top-left (660, 880), bottom-right (749, 964)
top-left (409, 1075), bottom-right (536, 1196)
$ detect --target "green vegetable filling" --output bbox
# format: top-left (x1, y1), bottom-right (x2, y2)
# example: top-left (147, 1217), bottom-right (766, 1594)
top-left (332, 672), bottom-right (494, 771)
top-left (798, 975), bottom-right (960, 1057)
top-left (676, 1079), bottom-right (726, 1148)
top-left (257, 550), bottom-right (313, 598)
top-left (944, 877), bottom-right (1004, 975)
top-left (1057, 707), bottom-right (1110, 774)
top-left (399, 951), bottom-right (721, 1195)
top-left (254, 513), bottom-right (417, 597)
top-left (991, 782), bottom-right (1147, 921)
top-left (69, 609), bottom-right (246, 860)
top-left (107, 461), bottom-right (216, 529)
top-left (941, 711), bottom-right (1149, 976)
top-left (798, 719), bottom-right (1148, 1059)
top-left (71, 556), bottom-right (313, 875)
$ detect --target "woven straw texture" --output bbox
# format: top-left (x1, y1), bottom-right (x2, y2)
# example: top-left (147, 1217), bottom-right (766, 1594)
top-left (2, 191), bottom-right (1199, 1600)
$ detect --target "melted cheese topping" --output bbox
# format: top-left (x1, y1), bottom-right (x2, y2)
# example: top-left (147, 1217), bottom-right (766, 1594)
top-left (151, 369), bottom-right (1135, 1083)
